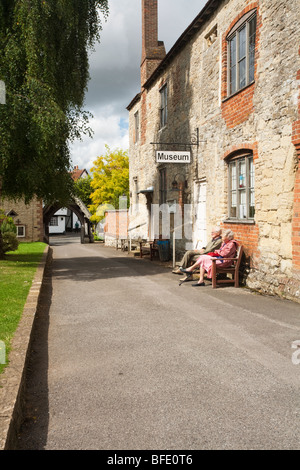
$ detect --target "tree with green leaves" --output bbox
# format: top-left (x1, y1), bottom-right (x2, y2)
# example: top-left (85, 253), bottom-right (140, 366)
top-left (0, 0), bottom-right (109, 205)
top-left (74, 174), bottom-right (93, 208)
top-left (89, 146), bottom-right (129, 224)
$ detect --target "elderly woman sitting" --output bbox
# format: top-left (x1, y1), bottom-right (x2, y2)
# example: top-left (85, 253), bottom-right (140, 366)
top-left (180, 229), bottom-right (238, 287)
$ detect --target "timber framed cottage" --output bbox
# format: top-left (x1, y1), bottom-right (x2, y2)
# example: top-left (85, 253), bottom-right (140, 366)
top-left (127, 0), bottom-right (300, 301)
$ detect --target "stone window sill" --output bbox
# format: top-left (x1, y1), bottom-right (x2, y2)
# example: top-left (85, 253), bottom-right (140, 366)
top-left (223, 219), bottom-right (255, 225)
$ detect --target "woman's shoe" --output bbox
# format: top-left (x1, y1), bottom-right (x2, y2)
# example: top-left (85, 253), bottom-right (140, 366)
top-left (192, 282), bottom-right (205, 287)
top-left (179, 267), bottom-right (191, 273)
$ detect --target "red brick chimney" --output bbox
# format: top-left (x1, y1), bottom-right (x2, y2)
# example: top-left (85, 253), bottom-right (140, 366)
top-left (141, 0), bottom-right (166, 86)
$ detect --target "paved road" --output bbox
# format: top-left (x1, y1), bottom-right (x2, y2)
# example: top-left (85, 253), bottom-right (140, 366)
top-left (18, 237), bottom-right (300, 450)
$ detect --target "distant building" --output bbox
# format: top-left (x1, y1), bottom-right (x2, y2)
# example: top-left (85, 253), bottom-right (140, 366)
top-left (48, 165), bottom-right (89, 235)
top-left (1, 165), bottom-right (91, 243)
top-left (127, 0), bottom-right (300, 301)
top-left (71, 165), bottom-right (89, 181)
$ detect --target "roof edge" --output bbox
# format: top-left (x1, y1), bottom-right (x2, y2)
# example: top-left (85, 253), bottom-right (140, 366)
top-left (143, 0), bottom-right (222, 89)
top-left (126, 92), bottom-right (141, 111)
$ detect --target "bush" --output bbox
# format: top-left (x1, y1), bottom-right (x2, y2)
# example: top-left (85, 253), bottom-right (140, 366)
top-left (0, 212), bottom-right (18, 255)
top-left (2, 232), bottom-right (19, 253)
top-left (1, 216), bottom-right (17, 235)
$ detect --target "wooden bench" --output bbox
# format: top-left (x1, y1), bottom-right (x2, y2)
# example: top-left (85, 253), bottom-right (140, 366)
top-left (140, 238), bottom-right (169, 260)
top-left (139, 239), bottom-right (159, 260)
top-left (127, 238), bottom-right (146, 257)
top-left (211, 245), bottom-right (243, 288)
top-left (149, 239), bottom-right (160, 260)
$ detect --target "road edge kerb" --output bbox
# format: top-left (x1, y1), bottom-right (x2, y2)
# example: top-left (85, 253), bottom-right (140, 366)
top-left (0, 245), bottom-right (51, 451)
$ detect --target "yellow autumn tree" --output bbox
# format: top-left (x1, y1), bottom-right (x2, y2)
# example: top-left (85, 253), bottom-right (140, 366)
top-left (89, 145), bottom-right (129, 223)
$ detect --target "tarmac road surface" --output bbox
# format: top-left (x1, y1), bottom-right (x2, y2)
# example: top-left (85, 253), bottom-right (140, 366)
top-left (17, 236), bottom-right (300, 450)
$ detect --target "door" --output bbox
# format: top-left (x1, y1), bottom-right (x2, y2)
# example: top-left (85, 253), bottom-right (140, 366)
top-left (193, 181), bottom-right (207, 249)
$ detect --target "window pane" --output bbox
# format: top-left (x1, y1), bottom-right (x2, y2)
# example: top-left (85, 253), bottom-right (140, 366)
top-left (238, 26), bottom-right (246, 60)
top-left (230, 66), bottom-right (236, 95)
top-left (231, 188), bottom-right (237, 218)
top-left (134, 112), bottom-right (139, 143)
top-left (249, 157), bottom-right (254, 188)
top-left (238, 160), bottom-right (246, 187)
top-left (160, 86), bottom-right (167, 128)
top-left (231, 164), bottom-right (236, 189)
top-left (249, 190), bottom-right (255, 218)
top-left (238, 26), bottom-right (246, 89)
top-left (249, 15), bottom-right (257, 39)
top-left (230, 203), bottom-right (237, 218)
top-left (230, 36), bottom-right (236, 67)
top-left (229, 36), bottom-right (237, 94)
top-left (164, 87), bottom-right (167, 124)
top-left (239, 58), bottom-right (246, 89)
top-left (229, 163), bottom-right (237, 217)
top-left (249, 157), bottom-right (255, 218)
top-left (239, 189), bottom-right (247, 218)
top-left (249, 17), bottom-right (256, 83)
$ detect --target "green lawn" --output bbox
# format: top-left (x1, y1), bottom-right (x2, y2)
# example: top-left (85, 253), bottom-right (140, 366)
top-left (0, 242), bottom-right (47, 374)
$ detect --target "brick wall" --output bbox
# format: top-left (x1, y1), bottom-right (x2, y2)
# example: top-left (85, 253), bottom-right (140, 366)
top-left (141, 0), bottom-right (165, 86)
top-left (104, 210), bottom-right (128, 246)
top-left (292, 46), bottom-right (300, 270)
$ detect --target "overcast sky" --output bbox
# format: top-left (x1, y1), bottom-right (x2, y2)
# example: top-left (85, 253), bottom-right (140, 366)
top-left (70, 0), bottom-right (207, 171)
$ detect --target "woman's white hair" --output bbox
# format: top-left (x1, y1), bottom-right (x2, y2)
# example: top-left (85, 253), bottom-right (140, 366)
top-left (212, 226), bottom-right (221, 234)
top-left (223, 229), bottom-right (234, 240)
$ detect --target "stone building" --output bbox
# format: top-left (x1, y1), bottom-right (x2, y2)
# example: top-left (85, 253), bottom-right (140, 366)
top-left (1, 198), bottom-right (43, 243)
top-left (127, 0), bottom-right (300, 301)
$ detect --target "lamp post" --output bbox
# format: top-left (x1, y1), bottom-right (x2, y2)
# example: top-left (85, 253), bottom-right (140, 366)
top-left (170, 173), bottom-right (185, 211)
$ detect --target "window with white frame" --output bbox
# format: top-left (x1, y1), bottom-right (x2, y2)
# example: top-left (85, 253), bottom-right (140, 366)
top-left (228, 153), bottom-right (254, 221)
top-left (16, 225), bottom-right (25, 237)
top-left (159, 84), bottom-right (167, 129)
top-left (227, 10), bottom-right (257, 96)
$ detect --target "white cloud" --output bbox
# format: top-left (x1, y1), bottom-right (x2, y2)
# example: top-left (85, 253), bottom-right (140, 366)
top-left (70, 105), bottom-right (129, 170)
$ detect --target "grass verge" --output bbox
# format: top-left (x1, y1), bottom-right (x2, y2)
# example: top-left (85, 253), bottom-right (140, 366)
top-left (0, 242), bottom-right (47, 375)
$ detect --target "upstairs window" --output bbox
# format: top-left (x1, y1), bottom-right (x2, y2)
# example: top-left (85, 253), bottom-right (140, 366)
top-left (134, 111), bottom-right (139, 143)
top-left (159, 84), bottom-right (167, 129)
top-left (228, 153), bottom-right (254, 221)
top-left (227, 11), bottom-right (256, 96)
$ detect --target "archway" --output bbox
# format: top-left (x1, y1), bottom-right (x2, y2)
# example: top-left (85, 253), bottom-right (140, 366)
top-left (43, 197), bottom-right (94, 244)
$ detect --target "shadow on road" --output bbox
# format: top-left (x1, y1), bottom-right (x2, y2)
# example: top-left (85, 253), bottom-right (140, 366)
top-left (51, 254), bottom-right (170, 282)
